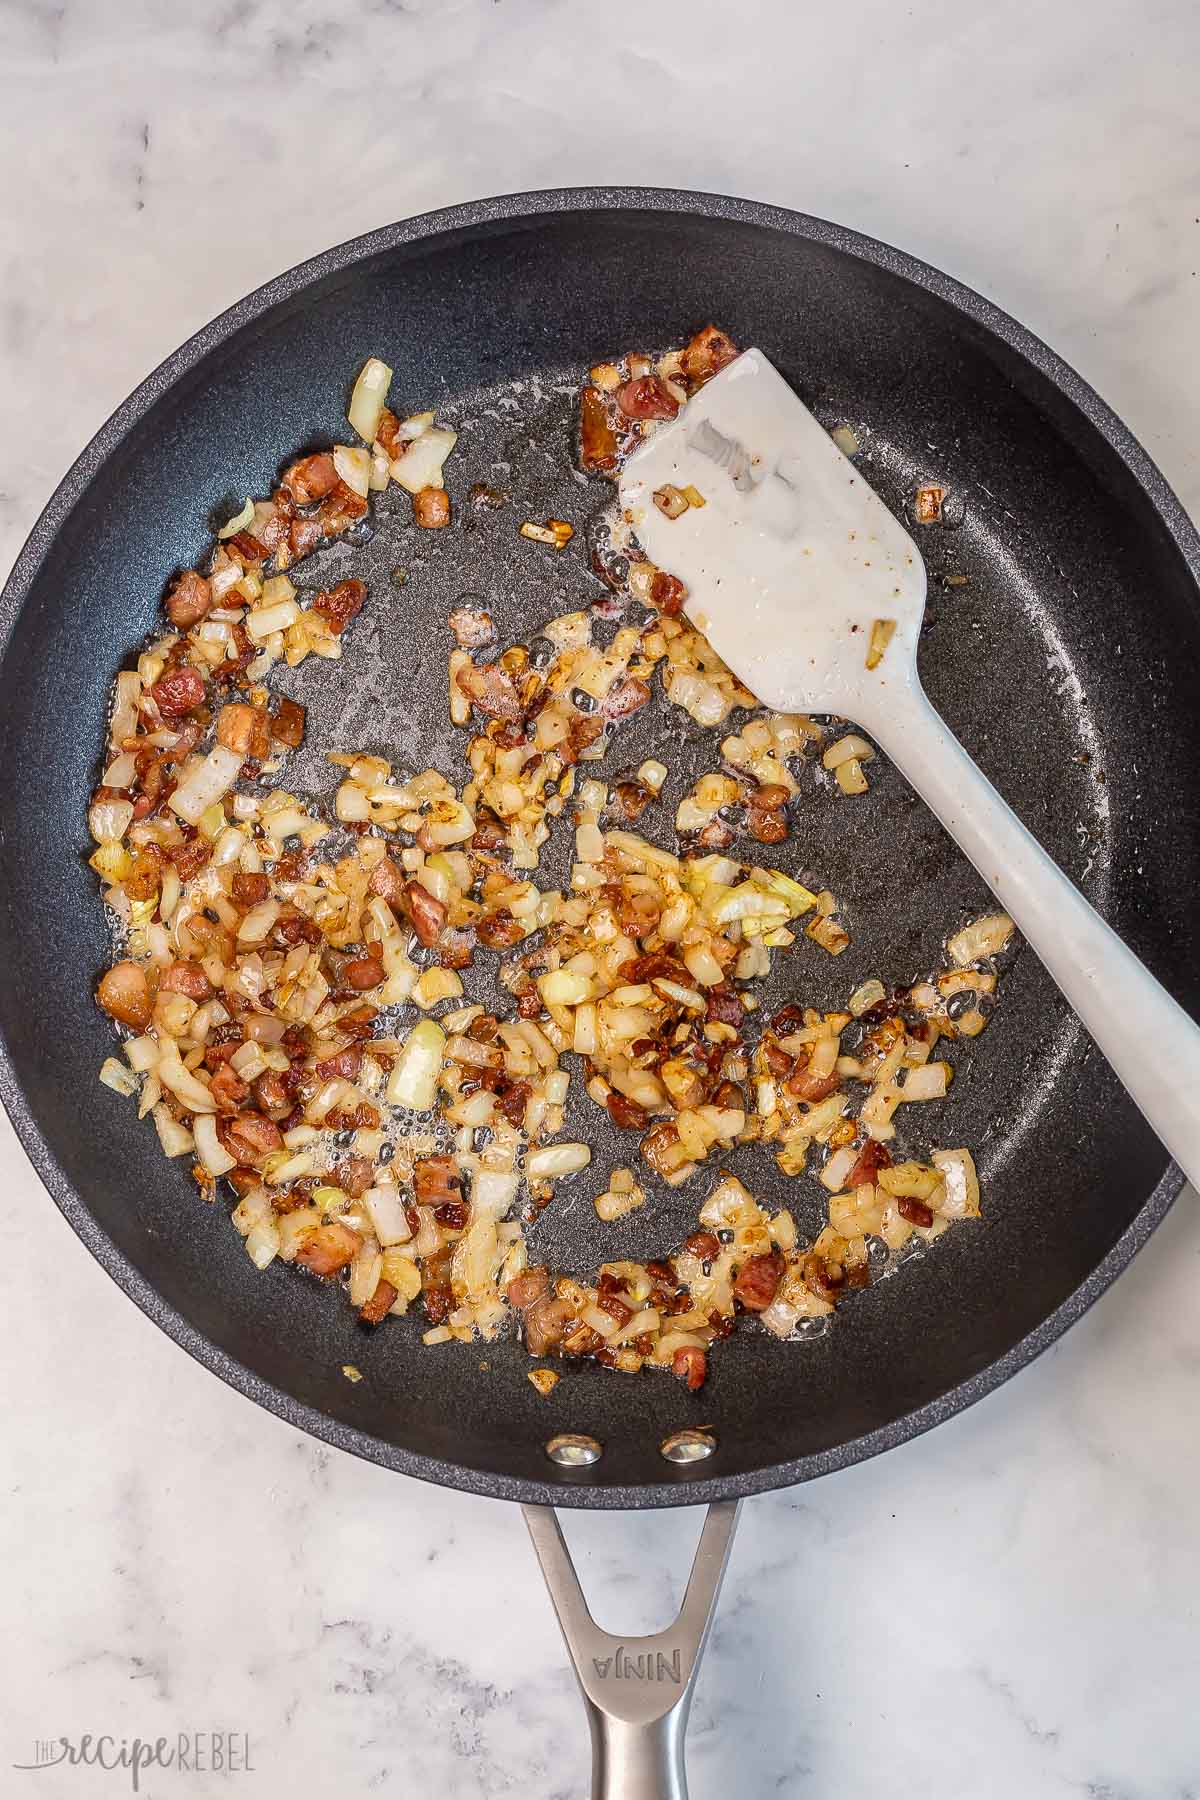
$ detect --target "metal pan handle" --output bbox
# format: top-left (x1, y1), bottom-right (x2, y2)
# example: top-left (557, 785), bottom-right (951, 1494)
top-left (524, 1501), bottom-right (741, 1800)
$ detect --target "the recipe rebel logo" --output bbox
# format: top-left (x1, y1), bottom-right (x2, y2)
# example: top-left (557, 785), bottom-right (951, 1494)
top-left (13, 1732), bottom-right (255, 1790)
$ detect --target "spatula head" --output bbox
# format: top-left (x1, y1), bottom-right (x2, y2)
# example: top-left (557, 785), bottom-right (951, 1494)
top-left (618, 348), bottom-right (927, 719)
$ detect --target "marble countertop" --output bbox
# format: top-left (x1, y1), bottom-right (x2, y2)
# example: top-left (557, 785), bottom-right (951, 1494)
top-left (3, 2), bottom-right (1199, 1794)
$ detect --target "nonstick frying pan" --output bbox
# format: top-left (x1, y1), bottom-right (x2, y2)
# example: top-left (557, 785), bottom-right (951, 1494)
top-left (1, 189), bottom-right (1197, 1796)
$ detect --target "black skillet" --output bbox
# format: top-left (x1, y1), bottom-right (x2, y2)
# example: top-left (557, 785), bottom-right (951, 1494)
top-left (1, 189), bottom-right (1197, 1796)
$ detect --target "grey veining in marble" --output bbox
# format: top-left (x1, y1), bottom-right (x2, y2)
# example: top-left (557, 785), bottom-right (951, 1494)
top-left (2, 1), bottom-right (1200, 1795)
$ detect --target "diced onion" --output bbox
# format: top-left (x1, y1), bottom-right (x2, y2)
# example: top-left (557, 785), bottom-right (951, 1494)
top-left (245, 600), bottom-right (301, 642)
top-left (103, 751), bottom-right (138, 789)
top-left (152, 1103), bottom-right (194, 1158)
top-left (386, 1019), bottom-right (446, 1111)
top-left (848, 978), bottom-right (886, 1017)
top-left (526, 1143), bottom-right (591, 1179)
top-left (822, 734), bottom-right (875, 770)
top-left (169, 744), bottom-right (243, 825)
top-left (109, 672), bottom-right (142, 747)
top-left (89, 796), bottom-right (134, 844)
top-left (194, 1114), bottom-right (236, 1176)
top-left (245, 1218), bottom-right (281, 1270)
top-left (947, 912), bottom-right (1014, 967)
top-left (99, 1057), bottom-right (138, 1097)
top-left (217, 497), bottom-right (255, 539)
top-left (333, 445), bottom-right (372, 498)
top-left (389, 426), bottom-right (458, 495)
top-left (932, 1147), bottom-right (981, 1218)
top-left (348, 356), bottom-right (393, 443)
top-left (902, 1062), bottom-right (949, 1102)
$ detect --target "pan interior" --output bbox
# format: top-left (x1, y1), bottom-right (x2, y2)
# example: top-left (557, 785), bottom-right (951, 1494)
top-left (1, 203), bottom-right (1196, 1504)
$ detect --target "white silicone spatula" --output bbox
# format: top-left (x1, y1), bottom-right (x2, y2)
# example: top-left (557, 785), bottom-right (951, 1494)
top-left (619, 347), bottom-right (1200, 1190)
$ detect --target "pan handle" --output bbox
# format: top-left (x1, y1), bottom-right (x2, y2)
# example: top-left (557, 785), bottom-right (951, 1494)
top-left (523, 1501), bottom-right (741, 1800)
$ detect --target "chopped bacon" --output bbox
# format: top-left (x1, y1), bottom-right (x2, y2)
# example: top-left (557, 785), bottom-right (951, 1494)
top-left (436, 926), bottom-right (476, 970)
top-left (274, 907), bottom-right (320, 945)
top-left (455, 659), bottom-right (523, 721)
top-left (166, 569), bottom-right (212, 628)
top-left (846, 1139), bottom-right (892, 1189)
top-left (469, 809), bottom-right (508, 851)
top-left (224, 530), bottom-right (268, 565)
top-left (315, 1045), bottom-right (363, 1083)
top-left (414, 486), bottom-right (451, 529)
top-left (600, 676), bottom-right (651, 720)
top-left (130, 760), bottom-right (171, 821)
top-left (331, 1155), bottom-right (376, 1198)
top-left (579, 385), bottom-right (619, 474)
top-left (747, 807), bottom-right (788, 845)
top-left (733, 1249), bottom-right (784, 1312)
top-left (97, 961), bottom-right (151, 1030)
top-left (476, 909), bottom-right (525, 948)
top-left (270, 697), bottom-right (306, 747)
top-left (150, 666), bottom-right (205, 719)
top-left (367, 856), bottom-right (406, 906)
top-left (313, 578), bottom-right (367, 635)
top-left (316, 482), bottom-right (368, 536)
top-left (684, 1230), bottom-right (721, 1262)
top-left (212, 620), bottom-right (255, 683)
top-left (680, 324), bottom-right (739, 389)
top-left (288, 514), bottom-right (324, 561)
top-left (420, 1249), bottom-right (454, 1323)
top-left (413, 1154), bottom-right (462, 1207)
top-left (343, 953), bottom-right (384, 990)
top-left (375, 409), bottom-right (402, 456)
top-left (209, 1062), bottom-right (249, 1112)
top-left (295, 1220), bottom-right (362, 1279)
top-left (358, 1278), bottom-right (398, 1324)
top-left (562, 712), bottom-right (605, 764)
top-left (166, 835), bottom-right (212, 882)
top-left (608, 779), bottom-right (653, 824)
top-left (524, 1295), bottom-right (575, 1356)
top-left (231, 871), bottom-right (270, 907)
top-left (404, 881), bottom-right (447, 947)
top-left (159, 960), bottom-right (211, 1000)
top-left (497, 1081), bottom-right (532, 1127)
top-left (802, 1252), bottom-right (847, 1302)
top-left (255, 1069), bottom-right (298, 1120)
top-left (216, 702), bottom-right (270, 758)
top-left (615, 374), bottom-right (679, 420)
top-left (507, 1267), bottom-right (550, 1310)
top-left (649, 570), bottom-right (687, 614)
top-left (785, 1064), bottom-right (842, 1103)
top-left (705, 987), bottom-right (743, 1028)
top-left (897, 1196), bottom-right (935, 1228)
top-left (606, 1092), bottom-right (647, 1130)
top-left (621, 950), bottom-right (689, 984)
top-left (672, 1346), bottom-right (707, 1390)
top-left (282, 452), bottom-right (339, 505)
top-left (221, 1113), bottom-right (283, 1165)
top-left (694, 818), bottom-right (736, 852)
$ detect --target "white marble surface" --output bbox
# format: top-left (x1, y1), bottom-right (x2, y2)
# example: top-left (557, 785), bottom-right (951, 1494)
top-left (3, 1), bottom-right (1200, 1794)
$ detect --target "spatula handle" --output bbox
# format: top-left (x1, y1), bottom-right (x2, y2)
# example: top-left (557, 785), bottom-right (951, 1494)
top-left (868, 681), bottom-right (1200, 1190)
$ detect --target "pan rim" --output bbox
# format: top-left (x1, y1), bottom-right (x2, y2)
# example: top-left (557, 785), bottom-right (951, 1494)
top-left (0, 185), bottom-right (1192, 1509)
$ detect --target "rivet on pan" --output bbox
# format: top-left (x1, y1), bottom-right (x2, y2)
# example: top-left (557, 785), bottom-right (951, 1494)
top-left (660, 1429), bottom-right (717, 1464)
top-left (546, 1433), bottom-right (603, 1468)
